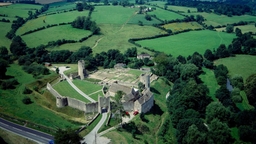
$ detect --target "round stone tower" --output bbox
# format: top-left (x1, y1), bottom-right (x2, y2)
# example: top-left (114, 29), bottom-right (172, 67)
top-left (140, 74), bottom-right (150, 89)
top-left (56, 97), bottom-right (67, 108)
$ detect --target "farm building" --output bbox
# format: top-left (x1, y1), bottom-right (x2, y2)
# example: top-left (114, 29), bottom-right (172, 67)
top-left (137, 53), bottom-right (151, 59)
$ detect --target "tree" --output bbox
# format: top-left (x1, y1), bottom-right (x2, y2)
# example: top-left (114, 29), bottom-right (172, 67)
top-left (230, 75), bottom-right (244, 90)
top-left (235, 28), bottom-right (242, 37)
top-left (183, 124), bottom-right (207, 144)
top-left (138, 20), bottom-right (143, 26)
top-left (145, 14), bottom-right (152, 21)
top-left (22, 96), bottom-right (33, 104)
top-left (10, 36), bottom-right (27, 56)
top-left (231, 88), bottom-right (242, 103)
top-left (205, 102), bottom-right (231, 123)
top-left (226, 24), bottom-right (234, 33)
top-left (215, 44), bottom-right (230, 58)
top-left (138, 82), bottom-right (145, 92)
top-left (56, 68), bottom-right (60, 74)
top-left (76, 3), bottom-right (83, 11)
top-left (0, 59), bottom-right (8, 79)
top-left (228, 40), bottom-right (242, 54)
top-left (244, 73), bottom-right (256, 107)
top-left (54, 128), bottom-right (82, 144)
top-left (204, 49), bottom-right (215, 61)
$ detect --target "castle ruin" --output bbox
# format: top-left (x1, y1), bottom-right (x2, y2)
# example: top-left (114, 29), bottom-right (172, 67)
top-left (78, 60), bottom-right (86, 80)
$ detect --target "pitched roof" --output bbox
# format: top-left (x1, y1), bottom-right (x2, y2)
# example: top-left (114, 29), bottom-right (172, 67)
top-left (138, 89), bottom-right (153, 104)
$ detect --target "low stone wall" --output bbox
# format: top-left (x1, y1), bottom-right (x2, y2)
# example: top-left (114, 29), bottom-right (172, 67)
top-left (46, 83), bottom-right (62, 98)
top-left (67, 97), bottom-right (87, 111)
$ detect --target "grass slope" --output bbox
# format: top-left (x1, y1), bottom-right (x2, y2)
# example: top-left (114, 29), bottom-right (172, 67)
top-left (0, 4), bottom-right (42, 18)
top-left (148, 7), bottom-right (184, 21)
top-left (0, 129), bottom-right (36, 144)
top-left (214, 55), bottom-right (256, 80)
top-left (0, 22), bottom-right (12, 49)
top-left (17, 10), bottom-right (89, 35)
top-left (149, 1), bottom-right (197, 13)
top-left (22, 25), bottom-right (91, 48)
top-left (91, 6), bottom-right (138, 24)
top-left (162, 22), bottom-right (203, 32)
top-left (72, 80), bottom-right (102, 95)
top-left (0, 64), bottom-right (82, 129)
top-left (53, 81), bottom-right (90, 103)
top-left (128, 14), bottom-right (162, 25)
top-left (137, 30), bottom-right (236, 57)
top-left (186, 12), bottom-right (256, 27)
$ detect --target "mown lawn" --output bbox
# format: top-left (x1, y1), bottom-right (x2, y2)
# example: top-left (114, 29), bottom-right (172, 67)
top-left (0, 22), bottom-right (12, 49)
top-left (214, 55), bottom-right (256, 80)
top-left (137, 30), bottom-right (236, 57)
top-left (53, 81), bottom-right (90, 103)
top-left (0, 64), bottom-right (82, 129)
top-left (148, 6), bottom-right (184, 21)
top-left (91, 6), bottom-right (138, 24)
top-left (22, 25), bottom-right (91, 48)
top-left (16, 10), bottom-right (90, 35)
top-left (162, 22), bottom-right (203, 32)
top-left (72, 80), bottom-right (102, 95)
top-left (186, 12), bottom-right (256, 27)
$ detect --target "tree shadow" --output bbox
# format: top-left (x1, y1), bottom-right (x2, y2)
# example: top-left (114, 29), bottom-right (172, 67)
top-left (150, 87), bottom-right (160, 95)
top-left (2, 75), bottom-right (14, 80)
top-left (145, 102), bottom-right (164, 116)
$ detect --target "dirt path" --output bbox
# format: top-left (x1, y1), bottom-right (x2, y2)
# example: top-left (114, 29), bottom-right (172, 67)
top-left (92, 37), bottom-right (104, 49)
top-left (217, 31), bottom-right (224, 45)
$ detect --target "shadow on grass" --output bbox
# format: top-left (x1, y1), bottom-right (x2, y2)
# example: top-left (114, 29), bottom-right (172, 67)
top-left (145, 102), bottom-right (164, 116)
top-left (150, 87), bottom-right (160, 95)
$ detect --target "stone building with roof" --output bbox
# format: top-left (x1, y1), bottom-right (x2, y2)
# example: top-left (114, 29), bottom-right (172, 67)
top-left (107, 74), bottom-right (154, 113)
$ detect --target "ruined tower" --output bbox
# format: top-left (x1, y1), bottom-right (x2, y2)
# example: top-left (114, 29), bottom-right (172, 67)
top-left (140, 74), bottom-right (150, 89)
top-left (78, 60), bottom-right (86, 80)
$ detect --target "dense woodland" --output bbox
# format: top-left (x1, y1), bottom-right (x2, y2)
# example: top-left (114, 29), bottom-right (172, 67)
top-left (1, 0), bottom-right (256, 143)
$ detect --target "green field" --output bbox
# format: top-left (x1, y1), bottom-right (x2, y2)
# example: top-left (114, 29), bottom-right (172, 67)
top-left (0, 22), bottom-right (12, 49)
top-left (53, 24), bottom-right (165, 54)
top-left (186, 12), bottom-right (256, 27)
top-left (44, 2), bottom-right (76, 14)
top-left (199, 68), bottom-right (219, 101)
top-left (149, 1), bottom-right (197, 13)
top-left (22, 25), bottom-right (91, 48)
top-left (91, 6), bottom-right (138, 24)
top-left (162, 22), bottom-right (203, 32)
top-left (214, 55), bottom-right (256, 80)
top-left (216, 24), bottom-right (256, 34)
top-left (72, 80), bottom-right (102, 95)
top-left (16, 10), bottom-right (90, 35)
top-left (53, 81), bottom-right (90, 103)
top-left (0, 4), bottom-right (42, 18)
top-left (128, 14), bottom-right (162, 25)
top-left (0, 64), bottom-right (82, 129)
top-left (137, 30), bottom-right (236, 57)
top-left (148, 6), bottom-right (184, 21)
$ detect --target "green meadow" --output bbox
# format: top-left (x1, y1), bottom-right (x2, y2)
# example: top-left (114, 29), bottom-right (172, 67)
top-left (53, 81), bottom-right (90, 103)
top-left (0, 64), bottom-right (82, 129)
top-left (44, 2), bottom-right (76, 14)
top-left (91, 6), bottom-right (138, 24)
top-left (0, 22), bottom-right (12, 49)
top-left (16, 10), bottom-right (90, 35)
top-left (0, 4), bottom-right (42, 18)
top-left (214, 55), bottom-right (256, 80)
top-left (53, 24), bottom-right (165, 54)
top-left (186, 12), bottom-right (256, 26)
top-left (128, 14), bottom-right (162, 25)
top-left (22, 25), bottom-right (91, 48)
top-left (137, 30), bottom-right (236, 57)
top-left (72, 80), bottom-right (102, 95)
top-left (148, 6), bottom-right (184, 21)
top-left (162, 22), bottom-right (203, 32)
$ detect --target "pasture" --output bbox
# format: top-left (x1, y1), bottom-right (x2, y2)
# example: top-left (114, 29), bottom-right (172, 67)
top-left (0, 64), bottom-right (82, 129)
top-left (216, 24), bottom-right (256, 34)
top-left (22, 25), bottom-right (91, 48)
top-left (0, 4), bottom-right (42, 18)
top-left (53, 81), bottom-right (90, 103)
top-left (186, 12), bottom-right (256, 27)
top-left (149, 1), bottom-right (197, 13)
top-left (54, 24), bottom-right (165, 54)
top-left (128, 14), bottom-right (162, 25)
top-left (137, 30), bottom-right (236, 57)
top-left (148, 6), bottom-right (184, 21)
top-left (91, 6), bottom-right (138, 24)
top-left (44, 2), bottom-right (76, 14)
top-left (16, 10), bottom-right (90, 35)
top-left (35, 0), bottom-right (63, 4)
top-left (0, 22), bottom-right (12, 49)
top-left (214, 55), bottom-right (256, 80)
top-left (162, 22), bottom-right (203, 32)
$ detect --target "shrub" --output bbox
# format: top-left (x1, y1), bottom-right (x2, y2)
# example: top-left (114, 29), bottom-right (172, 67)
top-left (22, 96), bottom-right (33, 104)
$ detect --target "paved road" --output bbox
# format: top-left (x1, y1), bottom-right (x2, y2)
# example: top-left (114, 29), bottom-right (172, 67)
top-left (0, 118), bottom-right (53, 144)
top-left (82, 113), bottom-right (108, 144)
top-left (59, 68), bottom-right (96, 103)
